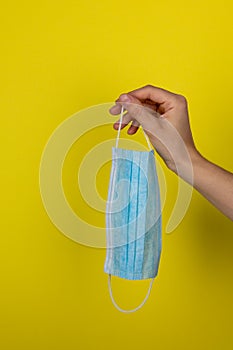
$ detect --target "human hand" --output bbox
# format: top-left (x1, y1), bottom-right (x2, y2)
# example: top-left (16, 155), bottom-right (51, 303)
top-left (110, 85), bottom-right (233, 220)
top-left (110, 85), bottom-right (200, 174)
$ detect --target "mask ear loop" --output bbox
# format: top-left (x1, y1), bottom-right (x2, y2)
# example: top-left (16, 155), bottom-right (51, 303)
top-left (115, 106), bottom-right (124, 148)
top-left (108, 275), bottom-right (155, 313)
top-left (115, 105), bottom-right (153, 151)
top-left (142, 129), bottom-right (153, 150)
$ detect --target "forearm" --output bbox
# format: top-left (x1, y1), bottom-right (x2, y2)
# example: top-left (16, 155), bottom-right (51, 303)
top-left (179, 152), bottom-right (233, 220)
top-left (113, 86), bottom-right (233, 221)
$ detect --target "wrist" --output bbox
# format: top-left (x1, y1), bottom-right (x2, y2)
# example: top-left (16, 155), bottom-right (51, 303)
top-left (169, 147), bottom-right (205, 185)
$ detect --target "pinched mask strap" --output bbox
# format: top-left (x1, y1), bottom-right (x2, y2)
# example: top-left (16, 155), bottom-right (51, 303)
top-left (115, 106), bottom-right (153, 150)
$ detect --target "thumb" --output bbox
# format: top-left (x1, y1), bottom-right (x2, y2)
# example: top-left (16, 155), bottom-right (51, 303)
top-left (117, 94), bottom-right (143, 121)
top-left (117, 94), bottom-right (160, 134)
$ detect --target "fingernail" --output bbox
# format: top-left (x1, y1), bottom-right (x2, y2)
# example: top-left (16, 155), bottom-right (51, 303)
top-left (120, 94), bottom-right (131, 102)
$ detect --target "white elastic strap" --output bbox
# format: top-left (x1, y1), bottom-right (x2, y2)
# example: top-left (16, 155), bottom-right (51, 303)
top-left (115, 106), bottom-right (153, 150)
top-left (108, 274), bottom-right (154, 313)
top-left (142, 129), bottom-right (153, 150)
top-left (115, 106), bottom-right (124, 148)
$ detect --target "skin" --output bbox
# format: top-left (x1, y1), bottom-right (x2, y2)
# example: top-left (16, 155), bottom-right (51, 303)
top-left (110, 85), bottom-right (233, 221)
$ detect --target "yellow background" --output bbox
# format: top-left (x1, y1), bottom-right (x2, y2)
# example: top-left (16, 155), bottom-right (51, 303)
top-left (1, 0), bottom-right (233, 349)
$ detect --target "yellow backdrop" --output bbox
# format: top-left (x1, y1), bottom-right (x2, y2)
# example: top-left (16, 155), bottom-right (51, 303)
top-left (1, 0), bottom-right (233, 349)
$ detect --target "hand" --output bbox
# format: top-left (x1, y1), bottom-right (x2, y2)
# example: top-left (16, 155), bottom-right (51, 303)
top-left (110, 85), bottom-right (199, 173)
top-left (110, 85), bottom-right (233, 220)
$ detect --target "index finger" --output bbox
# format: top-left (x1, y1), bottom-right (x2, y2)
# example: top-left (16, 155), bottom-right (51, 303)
top-left (128, 85), bottom-right (175, 104)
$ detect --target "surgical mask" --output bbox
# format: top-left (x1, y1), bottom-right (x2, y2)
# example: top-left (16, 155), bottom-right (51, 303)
top-left (104, 106), bottom-right (162, 313)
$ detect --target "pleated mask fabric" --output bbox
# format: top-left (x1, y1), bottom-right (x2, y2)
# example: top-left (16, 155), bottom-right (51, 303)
top-left (104, 106), bottom-right (162, 313)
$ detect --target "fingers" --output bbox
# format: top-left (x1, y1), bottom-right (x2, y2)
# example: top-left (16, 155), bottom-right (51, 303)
top-left (112, 105), bottom-right (140, 135)
top-left (128, 84), bottom-right (175, 104)
top-left (109, 85), bottom-right (175, 118)
top-left (111, 92), bottom-right (161, 135)
top-left (115, 94), bottom-right (145, 123)
top-left (109, 103), bottom-right (121, 115)
top-left (113, 112), bottom-right (132, 130)
top-left (127, 120), bottom-right (140, 134)
top-left (110, 93), bottom-right (144, 116)
top-left (111, 94), bottom-right (145, 131)
top-left (109, 86), bottom-right (172, 141)
top-left (113, 118), bottom-right (140, 135)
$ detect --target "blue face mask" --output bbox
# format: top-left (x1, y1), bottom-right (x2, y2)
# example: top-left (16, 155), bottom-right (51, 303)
top-left (104, 107), bottom-right (162, 313)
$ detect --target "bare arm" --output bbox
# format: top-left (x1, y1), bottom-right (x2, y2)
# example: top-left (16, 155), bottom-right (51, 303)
top-left (188, 154), bottom-right (233, 220)
top-left (110, 85), bottom-right (233, 221)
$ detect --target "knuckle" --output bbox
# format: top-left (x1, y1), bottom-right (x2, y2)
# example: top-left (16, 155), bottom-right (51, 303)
top-left (176, 94), bottom-right (188, 106)
top-left (118, 93), bottom-right (127, 101)
top-left (145, 84), bottom-right (154, 90)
